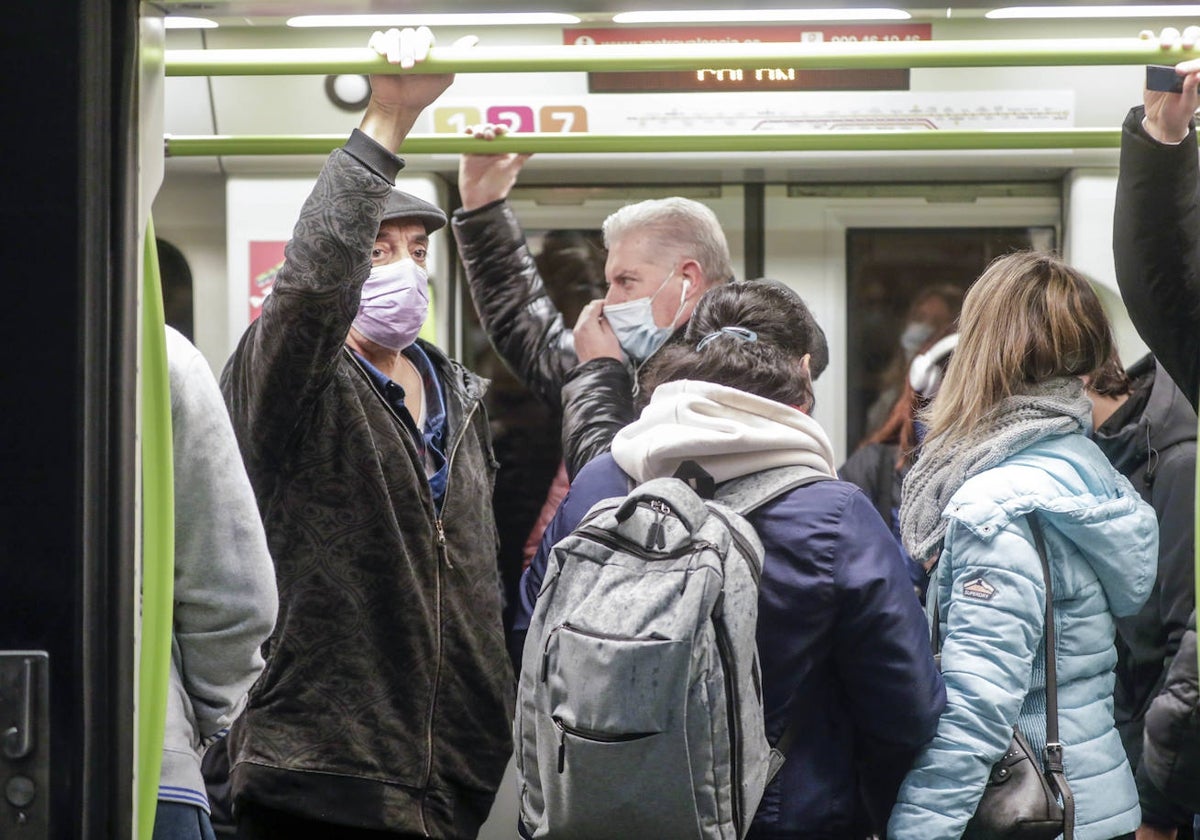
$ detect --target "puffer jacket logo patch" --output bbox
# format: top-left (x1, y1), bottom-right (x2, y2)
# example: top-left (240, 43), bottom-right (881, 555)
top-left (963, 577), bottom-right (998, 601)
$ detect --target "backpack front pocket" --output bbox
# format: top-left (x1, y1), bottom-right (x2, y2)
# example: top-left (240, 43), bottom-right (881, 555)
top-left (537, 623), bottom-right (701, 838)
top-left (545, 623), bottom-right (690, 735)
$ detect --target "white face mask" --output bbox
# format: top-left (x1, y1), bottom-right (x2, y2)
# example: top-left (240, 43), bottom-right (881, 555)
top-left (352, 258), bottom-right (429, 351)
top-left (603, 270), bottom-right (690, 364)
top-left (899, 321), bottom-right (934, 359)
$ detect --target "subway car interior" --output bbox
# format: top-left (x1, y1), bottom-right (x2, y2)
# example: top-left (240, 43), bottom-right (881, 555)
top-left (2, 0), bottom-right (1197, 836)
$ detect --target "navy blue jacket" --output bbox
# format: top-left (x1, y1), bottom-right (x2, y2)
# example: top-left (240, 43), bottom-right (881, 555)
top-left (514, 453), bottom-right (946, 839)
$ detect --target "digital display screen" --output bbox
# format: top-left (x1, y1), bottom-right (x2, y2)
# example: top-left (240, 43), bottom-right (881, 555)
top-left (565, 24), bottom-right (931, 94)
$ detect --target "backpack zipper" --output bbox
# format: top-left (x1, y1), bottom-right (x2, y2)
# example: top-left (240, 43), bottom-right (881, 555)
top-left (552, 716), bottom-right (656, 773)
top-left (712, 613), bottom-right (744, 834)
top-left (575, 523), bottom-right (715, 563)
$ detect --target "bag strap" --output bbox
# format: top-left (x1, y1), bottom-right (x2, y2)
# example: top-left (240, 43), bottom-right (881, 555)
top-left (714, 464), bottom-right (834, 516)
top-left (929, 514), bottom-right (1074, 839)
top-left (1029, 516), bottom-right (1074, 840)
top-left (714, 464), bottom-right (835, 759)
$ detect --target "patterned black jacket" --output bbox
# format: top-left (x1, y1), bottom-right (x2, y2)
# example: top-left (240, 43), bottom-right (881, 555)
top-left (221, 130), bottom-right (513, 837)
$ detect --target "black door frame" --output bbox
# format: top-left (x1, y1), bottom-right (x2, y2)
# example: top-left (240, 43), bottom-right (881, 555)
top-left (0, 1), bottom-right (139, 835)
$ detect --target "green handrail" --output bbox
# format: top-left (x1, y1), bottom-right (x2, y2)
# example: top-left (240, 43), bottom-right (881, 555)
top-left (164, 38), bottom-right (1200, 76)
top-left (139, 216), bottom-right (174, 840)
top-left (165, 128), bottom-right (1130, 157)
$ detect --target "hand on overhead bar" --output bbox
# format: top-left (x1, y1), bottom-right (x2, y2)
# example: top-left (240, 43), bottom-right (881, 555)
top-left (459, 124), bottom-right (533, 211)
top-left (360, 27), bottom-right (479, 152)
top-left (1138, 26), bottom-right (1200, 145)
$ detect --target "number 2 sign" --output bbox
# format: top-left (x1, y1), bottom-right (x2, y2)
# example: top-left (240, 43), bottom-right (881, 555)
top-left (433, 105), bottom-right (588, 134)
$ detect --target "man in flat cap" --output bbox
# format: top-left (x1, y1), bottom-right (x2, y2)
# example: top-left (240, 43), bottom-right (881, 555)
top-left (220, 27), bottom-right (513, 838)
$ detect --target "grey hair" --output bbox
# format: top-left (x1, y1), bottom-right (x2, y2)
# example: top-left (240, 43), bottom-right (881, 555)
top-left (601, 197), bottom-right (734, 283)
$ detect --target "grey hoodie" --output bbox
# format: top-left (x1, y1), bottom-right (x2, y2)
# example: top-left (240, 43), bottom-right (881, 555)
top-left (161, 326), bottom-right (277, 811)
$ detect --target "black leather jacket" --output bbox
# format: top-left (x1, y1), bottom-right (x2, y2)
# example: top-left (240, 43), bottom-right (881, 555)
top-left (453, 198), bottom-right (674, 477)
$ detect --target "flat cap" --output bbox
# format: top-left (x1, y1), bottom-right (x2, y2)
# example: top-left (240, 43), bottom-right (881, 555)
top-left (381, 188), bottom-right (447, 234)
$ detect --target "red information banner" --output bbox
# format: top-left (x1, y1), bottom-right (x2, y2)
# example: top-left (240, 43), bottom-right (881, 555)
top-left (565, 24), bottom-right (931, 93)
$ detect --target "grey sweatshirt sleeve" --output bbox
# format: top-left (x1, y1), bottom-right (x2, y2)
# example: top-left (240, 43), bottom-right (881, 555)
top-left (167, 326), bottom-right (279, 740)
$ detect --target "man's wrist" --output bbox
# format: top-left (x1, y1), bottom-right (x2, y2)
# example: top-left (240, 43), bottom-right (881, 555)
top-left (461, 189), bottom-right (507, 212)
top-left (1142, 115), bottom-right (1190, 145)
top-left (358, 100), bottom-right (422, 152)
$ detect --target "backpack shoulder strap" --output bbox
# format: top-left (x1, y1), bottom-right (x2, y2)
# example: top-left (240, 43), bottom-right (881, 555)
top-left (714, 464), bottom-right (835, 516)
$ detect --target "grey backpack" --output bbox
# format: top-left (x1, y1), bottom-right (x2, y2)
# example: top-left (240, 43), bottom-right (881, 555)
top-left (515, 465), bottom-right (830, 840)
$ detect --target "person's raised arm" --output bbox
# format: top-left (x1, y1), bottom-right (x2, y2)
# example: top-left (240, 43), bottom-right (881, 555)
top-left (1141, 26), bottom-right (1200, 144)
top-left (1114, 26), bottom-right (1200, 405)
top-left (221, 27), bottom-right (462, 472)
top-left (452, 126), bottom-right (584, 409)
top-left (458, 125), bottom-right (532, 211)
top-left (361, 27), bottom-right (461, 149)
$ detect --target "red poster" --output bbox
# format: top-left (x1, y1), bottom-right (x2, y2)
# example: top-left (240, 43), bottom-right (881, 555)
top-left (248, 241), bottom-right (286, 322)
top-left (564, 24), bottom-right (931, 93)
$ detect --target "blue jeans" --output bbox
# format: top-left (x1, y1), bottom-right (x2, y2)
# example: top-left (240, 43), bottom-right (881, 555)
top-left (154, 802), bottom-right (217, 840)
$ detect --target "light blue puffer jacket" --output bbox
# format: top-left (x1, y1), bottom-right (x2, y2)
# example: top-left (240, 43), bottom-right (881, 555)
top-left (888, 433), bottom-right (1158, 840)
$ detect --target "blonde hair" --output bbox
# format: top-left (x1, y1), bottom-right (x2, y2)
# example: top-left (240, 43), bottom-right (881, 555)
top-left (926, 251), bottom-right (1115, 445)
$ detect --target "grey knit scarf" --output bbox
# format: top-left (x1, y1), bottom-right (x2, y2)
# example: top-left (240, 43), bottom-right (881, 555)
top-left (899, 376), bottom-right (1093, 564)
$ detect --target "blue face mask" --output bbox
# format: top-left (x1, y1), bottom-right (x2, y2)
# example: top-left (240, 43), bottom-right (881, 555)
top-left (602, 270), bottom-right (690, 364)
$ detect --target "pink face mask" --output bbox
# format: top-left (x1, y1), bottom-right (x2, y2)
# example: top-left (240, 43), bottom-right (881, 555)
top-left (352, 258), bottom-right (429, 351)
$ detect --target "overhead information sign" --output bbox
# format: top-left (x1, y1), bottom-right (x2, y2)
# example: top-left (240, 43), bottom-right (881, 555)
top-left (564, 25), bottom-right (932, 93)
top-left (430, 91), bottom-right (1073, 136)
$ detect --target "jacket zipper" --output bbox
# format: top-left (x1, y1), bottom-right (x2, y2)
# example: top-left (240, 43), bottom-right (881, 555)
top-left (433, 394), bottom-right (481, 571)
top-left (552, 716), bottom-right (656, 773)
top-left (420, 391), bottom-right (481, 811)
top-left (348, 350), bottom-right (484, 832)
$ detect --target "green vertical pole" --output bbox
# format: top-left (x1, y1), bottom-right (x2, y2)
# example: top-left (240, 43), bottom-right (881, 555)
top-left (139, 216), bottom-right (174, 840)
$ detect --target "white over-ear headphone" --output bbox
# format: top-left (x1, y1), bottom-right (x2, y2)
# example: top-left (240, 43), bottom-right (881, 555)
top-left (908, 333), bottom-right (959, 398)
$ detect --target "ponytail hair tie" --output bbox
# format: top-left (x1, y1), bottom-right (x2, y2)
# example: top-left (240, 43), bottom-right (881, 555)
top-left (696, 326), bottom-right (758, 351)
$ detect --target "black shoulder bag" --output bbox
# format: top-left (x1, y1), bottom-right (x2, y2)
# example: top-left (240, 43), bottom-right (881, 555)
top-left (932, 515), bottom-right (1075, 840)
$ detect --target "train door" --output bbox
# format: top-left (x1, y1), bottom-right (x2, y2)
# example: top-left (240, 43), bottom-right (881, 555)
top-left (763, 183), bottom-right (1061, 462)
top-left (0, 0), bottom-right (141, 836)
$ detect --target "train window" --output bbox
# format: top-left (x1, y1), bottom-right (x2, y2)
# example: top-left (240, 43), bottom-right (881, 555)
top-left (461, 228), bottom-right (607, 623)
top-left (156, 237), bottom-right (195, 342)
top-left (845, 226), bottom-right (1056, 450)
